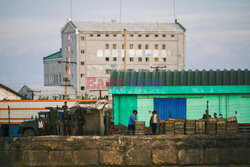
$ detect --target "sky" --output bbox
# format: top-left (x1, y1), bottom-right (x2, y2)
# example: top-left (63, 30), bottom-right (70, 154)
top-left (0, 0), bottom-right (250, 91)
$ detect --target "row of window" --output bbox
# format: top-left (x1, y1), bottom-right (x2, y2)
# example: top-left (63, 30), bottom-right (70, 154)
top-left (105, 44), bottom-right (167, 50)
top-left (81, 34), bottom-right (175, 40)
top-left (104, 57), bottom-right (166, 62)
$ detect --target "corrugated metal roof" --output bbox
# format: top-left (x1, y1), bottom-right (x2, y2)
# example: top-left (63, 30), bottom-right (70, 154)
top-left (110, 69), bottom-right (250, 86)
top-left (28, 86), bottom-right (76, 95)
top-left (43, 50), bottom-right (62, 60)
top-left (71, 21), bottom-right (185, 32)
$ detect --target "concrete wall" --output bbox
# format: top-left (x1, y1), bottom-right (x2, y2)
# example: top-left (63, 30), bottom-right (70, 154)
top-left (0, 135), bottom-right (250, 166)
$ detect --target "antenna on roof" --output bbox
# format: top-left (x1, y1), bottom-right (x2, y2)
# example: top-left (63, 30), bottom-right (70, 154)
top-left (173, 0), bottom-right (176, 20)
top-left (70, 0), bottom-right (72, 20)
top-left (120, 0), bottom-right (122, 23)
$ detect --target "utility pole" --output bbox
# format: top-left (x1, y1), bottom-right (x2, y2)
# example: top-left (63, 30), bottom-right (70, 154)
top-left (64, 60), bottom-right (69, 100)
top-left (8, 106), bottom-right (10, 136)
top-left (58, 59), bottom-right (76, 100)
top-left (123, 29), bottom-right (127, 71)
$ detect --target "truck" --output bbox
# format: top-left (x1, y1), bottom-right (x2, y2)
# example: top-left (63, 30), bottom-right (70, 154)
top-left (18, 108), bottom-right (62, 136)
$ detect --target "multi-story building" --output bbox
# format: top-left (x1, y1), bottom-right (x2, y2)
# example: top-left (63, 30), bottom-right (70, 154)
top-left (43, 19), bottom-right (186, 98)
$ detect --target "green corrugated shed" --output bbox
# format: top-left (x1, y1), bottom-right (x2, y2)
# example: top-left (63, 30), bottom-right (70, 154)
top-left (110, 69), bottom-right (250, 86)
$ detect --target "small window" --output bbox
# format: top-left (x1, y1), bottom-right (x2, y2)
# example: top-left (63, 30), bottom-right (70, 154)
top-left (154, 44), bottom-right (158, 50)
top-left (146, 57), bottom-right (149, 62)
top-left (113, 44), bottom-right (117, 49)
top-left (122, 44), bottom-right (124, 49)
top-left (155, 58), bottom-right (159, 62)
top-left (89, 34), bottom-right (93, 37)
top-left (138, 34), bottom-right (142, 37)
top-left (130, 57), bottom-right (134, 62)
top-left (81, 61), bottom-right (84, 65)
top-left (106, 57), bottom-right (109, 61)
top-left (162, 58), bottom-right (166, 62)
top-left (171, 34), bottom-right (175, 37)
top-left (81, 50), bottom-right (84, 54)
top-left (138, 57), bottom-right (142, 62)
top-left (122, 58), bottom-right (125, 61)
top-left (81, 86), bottom-right (85, 90)
top-left (81, 74), bottom-right (84, 78)
top-left (113, 57), bottom-right (117, 61)
top-left (113, 34), bottom-right (117, 37)
top-left (162, 34), bottom-right (166, 37)
top-left (138, 44), bottom-right (142, 49)
top-left (81, 36), bottom-right (84, 41)
top-left (105, 44), bottom-right (109, 49)
top-left (106, 69), bottom-right (112, 74)
top-left (105, 34), bottom-right (109, 37)
top-left (129, 44), bottom-right (133, 49)
top-left (155, 34), bottom-right (158, 37)
top-left (146, 34), bottom-right (149, 37)
top-left (97, 34), bottom-right (101, 37)
top-left (122, 34), bottom-right (125, 37)
top-left (162, 44), bottom-right (166, 49)
top-left (130, 34), bottom-right (133, 37)
top-left (145, 44), bottom-right (149, 50)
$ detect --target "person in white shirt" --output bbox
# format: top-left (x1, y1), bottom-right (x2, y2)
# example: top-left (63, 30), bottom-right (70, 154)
top-left (38, 117), bottom-right (45, 136)
top-left (150, 111), bottom-right (160, 135)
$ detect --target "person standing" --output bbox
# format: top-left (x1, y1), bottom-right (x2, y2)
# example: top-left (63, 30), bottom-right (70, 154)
top-left (128, 110), bottom-right (137, 135)
top-left (213, 113), bottom-right (218, 119)
top-left (37, 117), bottom-right (45, 136)
top-left (150, 111), bottom-right (160, 135)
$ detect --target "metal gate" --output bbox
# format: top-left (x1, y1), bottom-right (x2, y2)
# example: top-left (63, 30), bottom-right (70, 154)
top-left (154, 98), bottom-right (186, 120)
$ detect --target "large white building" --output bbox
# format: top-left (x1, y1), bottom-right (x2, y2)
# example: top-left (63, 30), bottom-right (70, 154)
top-left (43, 19), bottom-right (186, 98)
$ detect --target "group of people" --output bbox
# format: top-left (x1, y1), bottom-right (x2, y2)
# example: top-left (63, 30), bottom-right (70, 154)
top-left (128, 110), bottom-right (160, 135)
top-left (37, 117), bottom-right (55, 136)
top-left (202, 110), bottom-right (223, 119)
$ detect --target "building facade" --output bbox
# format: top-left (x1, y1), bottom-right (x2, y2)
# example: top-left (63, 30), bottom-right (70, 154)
top-left (0, 84), bottom-right (22, 100)
top-left (109, 69), bottom-right (250, 126)
top-left (44, 20), bottom-right (186, 98)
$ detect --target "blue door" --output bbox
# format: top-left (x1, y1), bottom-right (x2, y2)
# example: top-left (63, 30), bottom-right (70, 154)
top-left (154, 98), bottom-right (186, 120)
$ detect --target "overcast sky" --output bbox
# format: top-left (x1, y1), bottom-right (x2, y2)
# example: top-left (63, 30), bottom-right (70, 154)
top-left (0, 0), bottom-right (250, 91)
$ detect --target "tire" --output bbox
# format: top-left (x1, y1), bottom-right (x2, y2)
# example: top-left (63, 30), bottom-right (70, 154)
top-left (23, 129), bottom-right (36, 137)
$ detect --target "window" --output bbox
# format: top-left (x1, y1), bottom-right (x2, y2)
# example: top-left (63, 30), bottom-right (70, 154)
top-left (155, 34), bottom-right (158, 37)
top-left (145, 44), bottom-right (149, 50)
top-left (154, 44), bottom-right (158, 50)
top-left (138, 57), bottom-right (142, 62)
top-left (113, 44), bottom-right (117, 49)
top-left (81, 36), bottom-right (84, 41)
top-left (171, 34), bottom-right (175, 37)
top-left (122, 44), bottom-right (124, 49)
top-left (155, 58), bottom-right (159, 62)
top-left (81, 86), bottom-right (85, 90)
top-left (129, 44), bottom-right (133, 49)
top-left (146, 57), bottom-right (149, 62)
top-left (105, 34), bottom-right (109, 37)
top-left (162, 44), bottom-right (166, 49)
top-left (113, 57), bottom-right (117, 61)
top-left (162, 58), bottom-right (166, 62)
top-left (106, 57), bottom-right (109, 61)
top-left (89, 34), bottom-right (93, 37)
top-left (122, 58), bottom-right (125, 61)
top-left (138, 44), bottom-right (142, 49)
top-left (81, 61), bottom-right (84, 65)
top-left (146, 34), bottom-right (149, 37)
top-left (130, 57), bottom-right (134, 61)
top-left (97, 34), bottom-right (101, 37)
top-left (105, 44), bottom-right (109, 49)
top-left (81, 74), bottom-right (84, 78)
top-left (138, 34), bottom-right (142, 37)
top-left (122, 34), bottom-right (125, 37)
top-left (130, 34), bottom-right (133, 37)
top-left (81, 50), bottom-right (84, 54)
top-left (162, 34), bottom-right (166, 37)
top-left (113, 34), bottom-right (117, 37)
top-left (106, 69), bottom-right (112, 74)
